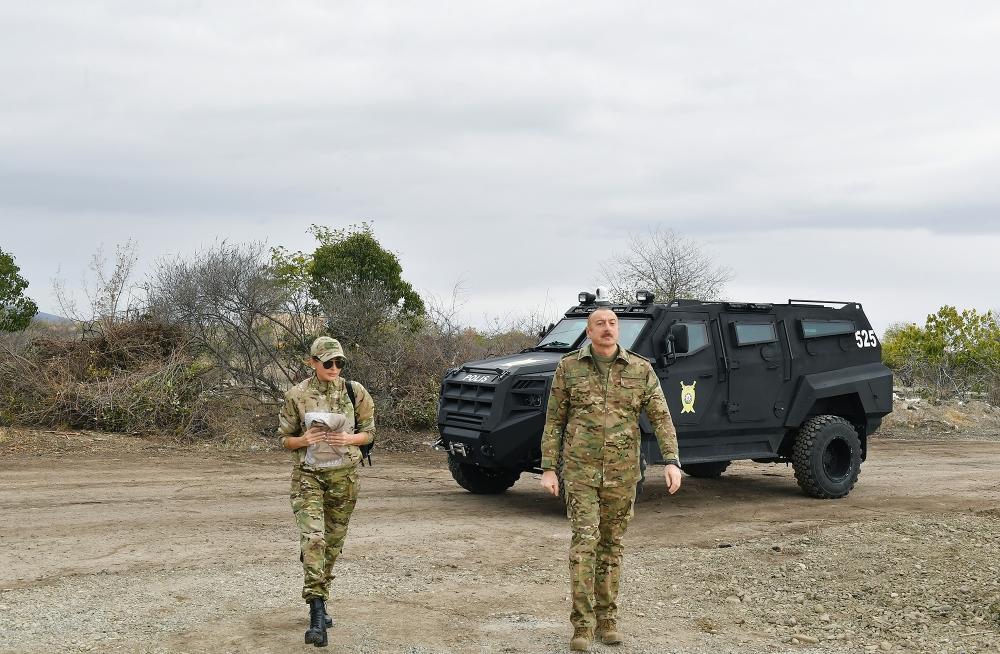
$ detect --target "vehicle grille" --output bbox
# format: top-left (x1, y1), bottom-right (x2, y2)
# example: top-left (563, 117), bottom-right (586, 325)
top-left (441, 380), bottom-right (495, 427)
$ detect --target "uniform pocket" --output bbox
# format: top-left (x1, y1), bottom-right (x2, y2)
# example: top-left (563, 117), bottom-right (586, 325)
top-left (619, 373), bottom-right (646, 410)
top-left (620, 373), bottom-right (645, 389)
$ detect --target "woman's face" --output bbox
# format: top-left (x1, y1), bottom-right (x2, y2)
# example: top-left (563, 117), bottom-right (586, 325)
top-left (308, 356), bottom-right (344, 382)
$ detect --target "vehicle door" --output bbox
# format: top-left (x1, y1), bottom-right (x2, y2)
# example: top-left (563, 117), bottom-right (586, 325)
top-left (721, 312), bottom-right (786, 423)
top-left (652, 312), bottom-right (721, 429)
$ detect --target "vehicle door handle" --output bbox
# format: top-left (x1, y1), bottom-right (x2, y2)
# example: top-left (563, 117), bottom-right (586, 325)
top-left (698, 373), bottom-right (714, 379)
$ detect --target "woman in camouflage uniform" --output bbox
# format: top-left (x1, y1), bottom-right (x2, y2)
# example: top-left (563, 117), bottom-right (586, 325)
top-left (277, 336), bottom-right (375, 648)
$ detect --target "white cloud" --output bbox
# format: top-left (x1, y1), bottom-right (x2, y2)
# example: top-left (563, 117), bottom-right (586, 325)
top-left (2, 1), bottom-right (998, 330)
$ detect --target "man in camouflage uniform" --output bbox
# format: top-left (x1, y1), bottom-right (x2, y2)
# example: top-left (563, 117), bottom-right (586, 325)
top-left (278, 336), bottom-right (376, 648)
top-left (540, 308), bottom-right (681, 652)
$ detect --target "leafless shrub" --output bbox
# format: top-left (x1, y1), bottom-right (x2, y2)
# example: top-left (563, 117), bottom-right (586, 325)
top-left (53, 240), bottom-right (142, 331)
top-left (147, 241), bottom-right (319, 404)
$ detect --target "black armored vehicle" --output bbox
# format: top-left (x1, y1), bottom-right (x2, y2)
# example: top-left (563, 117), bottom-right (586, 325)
top-left (435, 292), bottom-right (893, 499)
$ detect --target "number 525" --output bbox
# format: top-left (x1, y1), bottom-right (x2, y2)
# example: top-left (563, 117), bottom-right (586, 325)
top-left (855, 330), bottom-right (878, 348)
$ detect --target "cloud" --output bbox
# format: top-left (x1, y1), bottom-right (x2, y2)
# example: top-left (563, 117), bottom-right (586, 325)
top-left (1, 1), bottom-right (998, 327)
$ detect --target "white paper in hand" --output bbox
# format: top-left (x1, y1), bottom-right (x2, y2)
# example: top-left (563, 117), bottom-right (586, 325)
top-left (303, 412), bottom-right (351, 468)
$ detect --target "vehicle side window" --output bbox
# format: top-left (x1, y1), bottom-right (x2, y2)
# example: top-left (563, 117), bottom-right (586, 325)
top-left (800, 319), bottom-right (856, 338)
top-left (733, 322), bottom-right (777, 346)
top-left (669, 321), bottom-right (710, 356)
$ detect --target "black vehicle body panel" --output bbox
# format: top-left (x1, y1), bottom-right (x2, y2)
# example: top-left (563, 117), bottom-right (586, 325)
top-left (437, 299), bottom-right (892, 473)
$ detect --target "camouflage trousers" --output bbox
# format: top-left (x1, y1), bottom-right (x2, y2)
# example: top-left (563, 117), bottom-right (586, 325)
top-left (564, 481), bottom-right (637, 630)
top-left (290, 465), bottom-right (359, 601)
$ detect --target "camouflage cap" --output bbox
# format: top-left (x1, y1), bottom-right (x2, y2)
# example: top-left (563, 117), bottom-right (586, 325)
top-left (310, 336), bottom-right (346, 363)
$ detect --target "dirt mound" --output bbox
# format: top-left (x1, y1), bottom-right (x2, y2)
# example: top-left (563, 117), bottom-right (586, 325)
top-left (880, 389), bottom-right (1000, 441)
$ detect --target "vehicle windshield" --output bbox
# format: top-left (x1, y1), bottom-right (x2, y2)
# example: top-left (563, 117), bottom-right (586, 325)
top-left (535, 318), bottom-right (587, 349)
top-left (535, 317), bottom-right (649, 350)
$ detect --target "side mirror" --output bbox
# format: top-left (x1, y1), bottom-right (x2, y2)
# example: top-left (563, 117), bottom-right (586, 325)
top-left (669, 323), bottom-right (690, 355)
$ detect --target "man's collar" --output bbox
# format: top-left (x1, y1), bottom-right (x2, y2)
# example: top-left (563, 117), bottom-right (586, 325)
top-left (577, 343), bottom-right (630, 364)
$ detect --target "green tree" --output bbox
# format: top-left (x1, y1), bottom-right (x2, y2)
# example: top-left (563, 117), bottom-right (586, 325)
top-left (307, 223), bottom-right (425, 345)
top-left (883, 305), bottom-right (1000, 397)
top-left (0, 247), bottom-right (38, 332)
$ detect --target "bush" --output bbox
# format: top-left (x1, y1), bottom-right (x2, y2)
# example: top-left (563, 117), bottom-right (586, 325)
top-left (883, 306), bottom-right (1000, 400)
top-left (343, 322), bottom-right (536, 436)
top-left (0, 321), bottom-right (217, 434)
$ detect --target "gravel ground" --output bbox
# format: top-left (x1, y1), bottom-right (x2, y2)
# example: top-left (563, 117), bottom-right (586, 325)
top-left (0, 428), bottom-right (998, 653)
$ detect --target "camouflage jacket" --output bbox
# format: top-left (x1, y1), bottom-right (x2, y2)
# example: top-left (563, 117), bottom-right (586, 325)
top-left (540, 344), bottom-right (679, 488)
top-left (277, 376), bottom-right (376, 470)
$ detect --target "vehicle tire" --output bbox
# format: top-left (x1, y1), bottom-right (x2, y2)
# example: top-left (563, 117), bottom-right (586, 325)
top-left (792, 415), bottom-right (862, 499)
top-left (447, 455), bottom-right (520, 494)
top-left (682, 461), bottom-right (731, 478)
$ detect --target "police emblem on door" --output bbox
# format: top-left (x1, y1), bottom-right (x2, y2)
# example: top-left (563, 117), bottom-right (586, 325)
top-left (680, 381), bottom-right (697, 413)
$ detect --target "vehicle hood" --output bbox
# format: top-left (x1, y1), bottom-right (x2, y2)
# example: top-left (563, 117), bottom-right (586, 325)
top-left (457, 351), bottom-right (565, 377)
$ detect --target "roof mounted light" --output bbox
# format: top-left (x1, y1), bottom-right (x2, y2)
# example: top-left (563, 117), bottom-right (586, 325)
top-left (578, 291), bottom-right (597, 305)
top-left (636, 290), bottom-right (655, 304)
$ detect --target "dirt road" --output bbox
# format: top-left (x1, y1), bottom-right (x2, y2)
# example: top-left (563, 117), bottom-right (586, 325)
top-left (1, 431), bottom-right (998, 653)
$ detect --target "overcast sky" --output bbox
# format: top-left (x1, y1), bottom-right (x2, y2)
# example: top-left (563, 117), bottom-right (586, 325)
top-left (2, 1), bottom-right (998, 335)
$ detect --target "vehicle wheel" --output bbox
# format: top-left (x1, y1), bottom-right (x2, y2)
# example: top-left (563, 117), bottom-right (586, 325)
top-left (792, 415), bottom-right (862, 499)
top-left (447, 455), bottom-right (519, 494)
top-left (682, 461), bottom-right (731, 478)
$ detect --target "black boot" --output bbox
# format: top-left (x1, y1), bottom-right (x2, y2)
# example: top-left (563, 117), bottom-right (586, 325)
top-left (323, 600), bottom-right (333, 628)
top-left (304, 597), bottom-right (328, 647)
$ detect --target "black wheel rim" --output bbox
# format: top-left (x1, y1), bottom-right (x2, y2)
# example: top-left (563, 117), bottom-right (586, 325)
top-left (822, 437), bottom-right (852, 482)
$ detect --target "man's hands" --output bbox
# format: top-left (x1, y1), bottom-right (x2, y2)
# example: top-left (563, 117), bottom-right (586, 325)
top-left (664, 464), bottom-right (682, 494)
top-left (540, 470), bottom-right (559, 497)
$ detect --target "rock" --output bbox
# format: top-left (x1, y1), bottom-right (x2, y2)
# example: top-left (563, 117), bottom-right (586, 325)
top-left (879, 640), bottom-right (892, 651)
top-left (793, 634), bottom-right (819, 644)
top-left (819, 613), bottom-right (831, 622)
top-left (725, 595), bottom-right (740, 604)
top-left (784, 616), bottom-right (798, 627)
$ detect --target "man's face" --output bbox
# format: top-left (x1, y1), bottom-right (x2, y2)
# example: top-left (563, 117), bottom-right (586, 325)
top-left (586, 309), bottom-right (619, 349)
top-left (308, 356), bottom-right (343, 382)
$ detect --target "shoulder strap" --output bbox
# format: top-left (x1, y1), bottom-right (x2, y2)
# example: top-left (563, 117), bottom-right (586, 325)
top-left (343, 380), bottom-right (373, 466)
top-left (344, 378), bottom-right (357, 410)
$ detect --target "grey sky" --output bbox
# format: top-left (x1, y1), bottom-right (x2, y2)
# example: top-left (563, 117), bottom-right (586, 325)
top-left (2, 1), bottom-right (999, 334)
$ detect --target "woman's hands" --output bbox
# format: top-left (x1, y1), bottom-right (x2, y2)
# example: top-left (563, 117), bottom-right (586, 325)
top-left (285, 427), bottom-right (361, 450)
top-left (324, 431), bottom-right (358, 447)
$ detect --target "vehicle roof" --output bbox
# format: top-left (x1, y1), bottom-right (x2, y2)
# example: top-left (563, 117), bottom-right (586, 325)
top-left (564, 299), bottom-right (866, 319)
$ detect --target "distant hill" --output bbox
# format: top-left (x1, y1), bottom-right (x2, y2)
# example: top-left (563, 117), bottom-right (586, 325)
top-left (32, 312), bottom-right (75, 324)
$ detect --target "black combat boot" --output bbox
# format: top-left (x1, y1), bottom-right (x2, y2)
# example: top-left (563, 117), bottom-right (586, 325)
top-left (323, 599), bottom-right (333, 628)
top-left (304, 597), bottom-right (328, 647)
